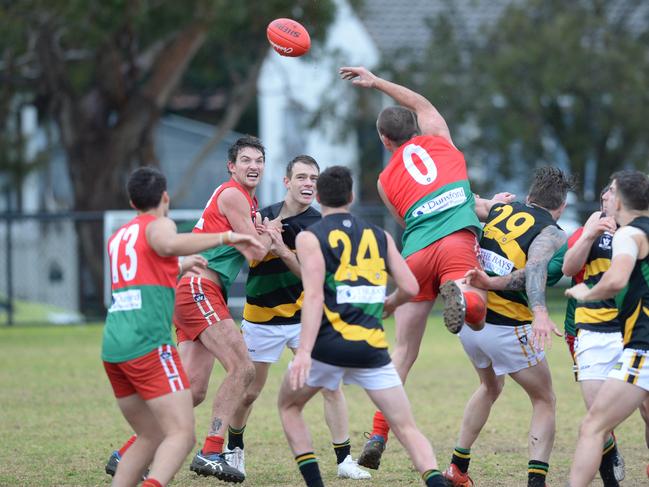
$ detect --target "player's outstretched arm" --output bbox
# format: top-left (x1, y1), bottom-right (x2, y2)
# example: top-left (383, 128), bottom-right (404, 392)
top-left (526, 226), bottom-right (567, 351)
top-left (339, 65), bottom-right (452, 143)
top-left (290, 231), bottom-right (326, 390)
top-left (566, 226), bottom-right (640, 302)
top-left (146, 217), bottom-right (263, 257)
top-left (474, 192), bottom-right (516, 221)
top-left (383, 232), bottom-right (419, 318)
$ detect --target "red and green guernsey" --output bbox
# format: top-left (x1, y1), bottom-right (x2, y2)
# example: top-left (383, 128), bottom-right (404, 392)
top-left (378, 135), bottom-right (481, 257)
top-left (102, 214), bottom-right (179, 363)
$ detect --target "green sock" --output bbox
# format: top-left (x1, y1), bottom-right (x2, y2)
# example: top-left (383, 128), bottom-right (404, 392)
top-left (227, 425), bottom-right (245, 450)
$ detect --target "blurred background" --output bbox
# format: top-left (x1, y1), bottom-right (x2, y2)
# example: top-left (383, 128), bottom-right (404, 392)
top-left (0, 0), bottom-right (647, 325)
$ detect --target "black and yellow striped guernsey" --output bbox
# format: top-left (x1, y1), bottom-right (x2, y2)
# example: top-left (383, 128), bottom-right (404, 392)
top-left (243, 202), bottom-right (320, 325)
top-left (308, 213), bottom-right (391, 368)
top-left (616, 216), bottom-right (649, 350)
top-left (480, 202), bottom-right (558, 326)
top-left (575, 227), bottom-right (619, 333)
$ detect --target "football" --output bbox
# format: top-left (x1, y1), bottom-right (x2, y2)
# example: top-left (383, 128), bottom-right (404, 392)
top-left (266, 18), bottom-right (311, 57)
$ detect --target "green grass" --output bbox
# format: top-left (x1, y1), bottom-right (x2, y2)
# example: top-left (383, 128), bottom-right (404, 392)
top-left (1, 310), bottom-right (647, 486)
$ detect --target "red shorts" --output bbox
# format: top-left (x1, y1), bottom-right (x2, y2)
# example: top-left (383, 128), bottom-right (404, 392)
top-left (174, 276), bottom-right (231, 343)
top-left (103, 345), bottom-right (189, 400)
top-left (406, 229), bottom-right (481, 302)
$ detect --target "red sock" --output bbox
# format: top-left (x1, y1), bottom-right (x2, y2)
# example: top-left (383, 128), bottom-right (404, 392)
top-left (463, 291), bottom-right (486, 326)
top-left (371, 411), bottom-right (390, 442)
top-left (202, 435), bottom-right (224, 455)
top-left (118, 434), bottom-right (137, 457)
top-left (142, 479), bottom-right (163, 487)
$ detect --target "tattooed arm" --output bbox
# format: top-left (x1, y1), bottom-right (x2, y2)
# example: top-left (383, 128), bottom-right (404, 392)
top-left (526, 226), bottom-right (567, 351)
top-left (464, 267), bottom-right (527, 291)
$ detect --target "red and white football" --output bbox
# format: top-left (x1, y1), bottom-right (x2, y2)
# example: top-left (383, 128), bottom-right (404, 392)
top-left (266, 18), bottom-right (311, 57)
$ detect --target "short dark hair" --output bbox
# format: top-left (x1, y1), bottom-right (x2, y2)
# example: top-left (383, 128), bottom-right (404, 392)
top-left (611, 169), bottom-right (649, 211)
top-left (127, 167), bottom-right (167, 211)
top-left (317, 166), bottom-right (352, 208)
top-left (286, 155), bottom-right (320, 178)
top-left (377, 106), bottom-right (420, 146)
top-left (227, 135), bottom-right (265, 164)
top-left (527, 166), bottom-right (577, 211)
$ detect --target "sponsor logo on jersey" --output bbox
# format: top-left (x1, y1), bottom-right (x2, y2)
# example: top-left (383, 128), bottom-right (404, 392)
top-left (108, 289), bottom-right (142, 312)
top-left (160, 350), bottom-right (172, 361)
top-left (193, 293), bottom-right (205, 303)
top-left (599, 233), bottom-right (613, 250)
top-left (336, 285), bottom-right (386, 304)
top-left (411, 187), bottom-right (467, 217)
top-left (479, 248), bottom-right (514, 276)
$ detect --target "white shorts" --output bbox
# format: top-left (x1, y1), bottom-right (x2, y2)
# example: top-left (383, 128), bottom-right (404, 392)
top-left (241, 320), bottom-right (301, 363)
top-left (608, 348), bottom-right (649, 392)
top-left (304, 359), bottom-right (402, 391)
top-left (459, 322), bottom-right (545, 376)
top-left (574, 329), bottom-right (623, 381)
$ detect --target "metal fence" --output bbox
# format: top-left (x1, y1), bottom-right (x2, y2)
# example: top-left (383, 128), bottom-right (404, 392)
top-left (0, 205), bottom-right (397, 326)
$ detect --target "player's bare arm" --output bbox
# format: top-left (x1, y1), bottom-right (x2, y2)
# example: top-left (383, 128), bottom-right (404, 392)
top-left (526, 225), bottom-right (567, 350)
top-left (339, 65), bottom-right (452, 143)
top-left (464, 267), bottom-right (526, 291)
top-left (562, 211), bottom-right (616, 276)
top-left (218, 187), bottom-right (272, 261)
top-left (147, 216), bottom-right (263, 257)
top-left (566, 226), bottom-right (647, 301)
top-left (474, 192), bottom-right (516, 221)
top-left (383, 232), bottom-right (419, 318)
top-left (377, 180), bottom-right (405, 228)
top-left (291, 231), bottom-right (326, 390)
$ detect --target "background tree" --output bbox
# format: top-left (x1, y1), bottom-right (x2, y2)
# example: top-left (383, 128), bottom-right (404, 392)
top-left (390, 0), bottom-right (649, 207)
top-left (0, 0), bottom-right (334, 313)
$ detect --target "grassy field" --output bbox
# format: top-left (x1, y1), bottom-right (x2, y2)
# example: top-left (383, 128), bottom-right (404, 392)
top-left (1, 308), bottom-right (648, 486)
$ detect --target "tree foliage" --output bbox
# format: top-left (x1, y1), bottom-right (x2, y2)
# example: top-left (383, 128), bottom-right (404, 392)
top-left (398, 0), bottom-right (649, 202)
top-left (0, 0), bottom-right (335, 312)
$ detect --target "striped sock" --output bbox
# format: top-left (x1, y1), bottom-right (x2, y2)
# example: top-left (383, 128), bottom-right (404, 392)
top-left (528, 460), bottom-right (549, 487)
top-left (599, 435), bottom-right (619, 487)
top-left (451, 446), bottom-right (471, 473)
top-left (332, 438), bottom-right (351, 464)
top-left (422, 469), bottom-right (446, 486)
top-left (295, 452), bottom-right (324, 487)
top-left (227, 425), bottom-right (246, 450)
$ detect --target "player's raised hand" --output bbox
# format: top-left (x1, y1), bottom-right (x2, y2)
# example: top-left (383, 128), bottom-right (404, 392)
top-left (582, 211), bottom-right (616, 239)
top-left (289, 349), bottom-right (312, 390)
top-left (339, 66), bottom-right (378, 88)
top-left (492, 192), bottom-right (516, 204)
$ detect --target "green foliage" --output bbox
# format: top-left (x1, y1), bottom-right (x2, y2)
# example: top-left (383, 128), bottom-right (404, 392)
top-left (401, 0), bottom-right (649, 199)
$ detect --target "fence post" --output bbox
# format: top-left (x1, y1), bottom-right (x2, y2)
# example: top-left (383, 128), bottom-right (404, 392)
top-left (5, 190), bottom-right (13, 326)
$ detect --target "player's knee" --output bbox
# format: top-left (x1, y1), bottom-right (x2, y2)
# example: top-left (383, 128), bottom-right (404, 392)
top-left (191, 387), bottom-right (207, 407)
top-left (484, 380), bottom-right (504, 402)
top-left (236, 361), bottom-right (256, 387)
top-left (242, 387), bottom-right (261, 407)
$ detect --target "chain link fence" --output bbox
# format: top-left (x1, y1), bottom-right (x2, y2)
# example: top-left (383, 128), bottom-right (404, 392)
top-left (0, 205), bottom-right (398, 326)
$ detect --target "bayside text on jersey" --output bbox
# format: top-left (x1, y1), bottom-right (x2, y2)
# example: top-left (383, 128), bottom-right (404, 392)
top-left (479, 202), bottom-right (558, 326)
top-left (103, 214), bottom-right (178, 363)
top-left (193, 179), bottom-right (258, 296)
top-left (378, 135), bottom-right (481, 257)
top-left (243, 202), bottom-right (320, 325)
top-left (308, 213), bottom-right (391, 368)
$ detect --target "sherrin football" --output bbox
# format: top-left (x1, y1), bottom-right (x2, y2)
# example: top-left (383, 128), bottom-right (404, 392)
top-left (266, 18), bottom-right (311, 57)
